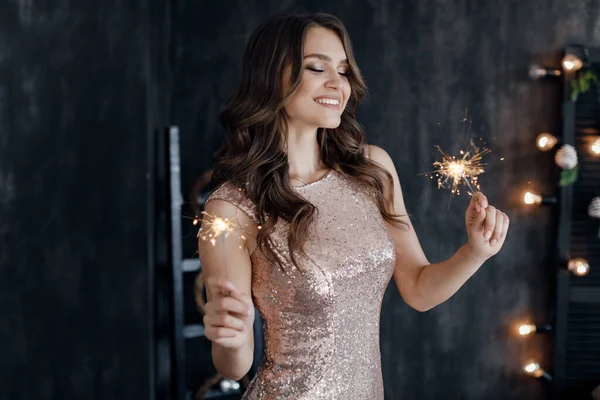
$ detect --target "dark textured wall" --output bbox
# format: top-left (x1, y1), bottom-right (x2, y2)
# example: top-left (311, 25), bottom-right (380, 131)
top-left (0, 0), bottom-right (167, 399)
top-left (173, 1), bottom-right (600, 399)
top-left (2, 0), bottom-right (599, 399)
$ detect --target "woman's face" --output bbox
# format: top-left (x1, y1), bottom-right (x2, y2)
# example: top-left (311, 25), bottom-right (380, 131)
top-left (282, 27), bottom-right (351, 131)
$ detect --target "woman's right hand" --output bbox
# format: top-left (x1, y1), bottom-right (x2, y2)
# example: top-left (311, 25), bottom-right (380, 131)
top-left (203, 276), bottom-right (255, 350)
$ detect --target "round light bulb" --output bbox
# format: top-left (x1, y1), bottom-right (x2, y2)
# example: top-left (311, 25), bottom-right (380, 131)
top-left (529, 64), bottom-right (545, 80)
top-left (562, 54), bottom-right (583, 72)
top-left (523, 362), bottom-right (544, 378)
top-left (568, 258), bottom-right (590, 276)
top-left (518, 324), bottom-right (537, 336)
top-left (536, 133), bottom-right (558, 151)
top-left (528, 64), bottom-right (561, 80)
top-left (524, 192), bottom-right (542, 205)
top-left (591, 138), bottom-right (600, 156)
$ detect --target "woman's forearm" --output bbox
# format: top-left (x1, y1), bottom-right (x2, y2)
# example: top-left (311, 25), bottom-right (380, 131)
top-left (413, 244), bottom-right (487, 312)
top-left (212, 341), bottom-right (254, 381)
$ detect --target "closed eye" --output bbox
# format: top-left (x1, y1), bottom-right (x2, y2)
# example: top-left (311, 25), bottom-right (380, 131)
top-left (307, 67), bottom-right (349, 77)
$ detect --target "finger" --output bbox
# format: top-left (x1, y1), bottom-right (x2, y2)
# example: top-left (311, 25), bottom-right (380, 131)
top-left (204, 313), bottom-right (246, 332)
top-left (484, 205), bottom-right (496, 241)
top-left (218, 282), bottom-right (251, 310)
top-left (467, 195), bottom-right (485, 223)
top-left (208, 278), bottom-right (241, 298)
top-left (501, 213), bottom-right (510, 239)
top-left (205, 326), bottom-right (241, 341)
top-left (490, 210), bottom-right (504, 246)
top-left (469, 193), bottom-right (482, 213)
top-left (204, 275), bottom-right (218, 300)
top-left (212, 296), bottom-right (250, 317)
top-left (474, 192), bottom-right (488, 209)
top-left (205, 276), bottom-right (235, 299)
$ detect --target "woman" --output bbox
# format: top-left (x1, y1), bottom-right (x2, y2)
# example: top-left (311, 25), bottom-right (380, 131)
top-left (198, 11), bottom-right (509, 399)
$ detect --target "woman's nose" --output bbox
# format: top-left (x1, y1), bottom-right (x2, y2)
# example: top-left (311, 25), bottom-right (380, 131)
top-left (325, 72), bottom-right (343, 89)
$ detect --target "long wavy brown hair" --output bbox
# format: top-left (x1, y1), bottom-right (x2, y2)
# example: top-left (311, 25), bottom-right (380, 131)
top-left (211, 12), bottom-right (407, 271)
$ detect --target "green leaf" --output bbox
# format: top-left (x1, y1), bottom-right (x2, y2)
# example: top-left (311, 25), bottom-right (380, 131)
top-left (559, 165), bottom-right (579, 186)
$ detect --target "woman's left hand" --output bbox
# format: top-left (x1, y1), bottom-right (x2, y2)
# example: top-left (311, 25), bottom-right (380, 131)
top-left (465, 192), bottom-right (510, 261)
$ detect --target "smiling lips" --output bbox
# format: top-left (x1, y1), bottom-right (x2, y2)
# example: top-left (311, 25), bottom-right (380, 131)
top-left (314, 96), bottom-right (342, 110)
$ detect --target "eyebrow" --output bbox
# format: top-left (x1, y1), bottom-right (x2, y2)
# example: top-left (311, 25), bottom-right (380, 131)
top-left (304, 53), bottom-right (348, 64)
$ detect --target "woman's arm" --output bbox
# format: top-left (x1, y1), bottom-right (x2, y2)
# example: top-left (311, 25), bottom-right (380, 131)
top-left (368, 145), bottom-right (509, 312)
top-left (199, 199), bottom-right (256, 379)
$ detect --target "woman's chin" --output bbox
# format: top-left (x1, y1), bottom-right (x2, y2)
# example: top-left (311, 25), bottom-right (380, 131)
top-left (318, 117), bottom-right (342, 129)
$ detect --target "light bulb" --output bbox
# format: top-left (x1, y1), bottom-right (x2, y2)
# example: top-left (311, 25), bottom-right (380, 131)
top-left (518, 324), bottom-right (537, 336)
top-left (523, 362), bottom-right (544, 378)
top-left (523, 362), bottom-right (542, 378)
top-left (523, 361), bottom-right (553, 380)
top-left (528, 63), bottom-right (561, 80)
top-left (524, 192), bottom-right (542, 205)
top-left (523, 192), bottom-right (557, 206)
top-left (562, 54), bottom-right (583, 72)
top-left (591, 138), bottom-right (600, 156)
top-left (568, 258), bottom-right (590, 276)
top-left (536, 133), bottom-right (558, 151)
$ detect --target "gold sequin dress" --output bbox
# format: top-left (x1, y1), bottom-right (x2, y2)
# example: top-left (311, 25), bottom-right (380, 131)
top-left (205, 149), bottom-right (396, 399)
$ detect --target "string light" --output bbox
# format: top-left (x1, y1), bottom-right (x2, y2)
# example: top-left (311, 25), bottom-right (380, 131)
top-left (562, 54), bottom-right (583, 72)
top-left (591, 138), bottom-right (600, 156)
top-left (523, 192), bottom-right (557, 206)
top-left (536, 133), bottom-right (558, 151)
top-left (528, 64), bottom-right (562, 80)
top-left (523, 192), bottom-right (541, 205)
top-left (516, 323), bottom-right (552, 336)
top-left (568, 258), bottom-right (590, 276)
top-left (523, 361), bottom-right (553, 381)
top-left (518, 324), bottom-right (536, 336)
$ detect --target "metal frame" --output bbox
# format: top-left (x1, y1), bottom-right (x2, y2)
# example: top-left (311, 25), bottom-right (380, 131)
top-left (165, 126), bottom-right (187, 400)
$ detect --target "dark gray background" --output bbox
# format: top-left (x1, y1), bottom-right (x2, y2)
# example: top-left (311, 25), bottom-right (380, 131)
top-left (2, 0), bottom-right (599, 399)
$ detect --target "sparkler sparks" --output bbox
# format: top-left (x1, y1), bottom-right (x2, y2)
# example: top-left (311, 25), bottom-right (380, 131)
top-left (431, 141), bottom-right (490, 195)
top-left (196, 209), bottom-right (262, 296)
top-left (196, 211), bottom-right (246, 293)
top-left (196, 211), bottom-right (243, 246)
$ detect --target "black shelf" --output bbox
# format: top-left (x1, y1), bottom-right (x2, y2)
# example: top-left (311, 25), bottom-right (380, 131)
top-left (553, 45), bottom-right (600, 399)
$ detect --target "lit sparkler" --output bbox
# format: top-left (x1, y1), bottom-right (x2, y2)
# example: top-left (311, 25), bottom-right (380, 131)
top-left (195, 210), bottom-right (261, 296)
top-left (431, 141), bottom-right (490, 195)
top-left (196, 211), bottom-right (240, 247)
top-left (196, 211), bottom-right (244, 294)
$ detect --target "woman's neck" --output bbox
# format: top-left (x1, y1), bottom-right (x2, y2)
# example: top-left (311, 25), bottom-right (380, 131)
top-left (285, 127), bottom-right (326, 178)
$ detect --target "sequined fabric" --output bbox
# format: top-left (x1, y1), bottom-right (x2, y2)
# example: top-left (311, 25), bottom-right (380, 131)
top-left (205, 149), bottom-right (396, 399)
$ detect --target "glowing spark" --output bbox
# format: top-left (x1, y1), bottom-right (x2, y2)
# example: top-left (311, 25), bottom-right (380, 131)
top-left (196, 211), bottom-right (247, 295)
top-left (196, 209), bottom-right (256, 251)
top-left (432, 141), bottom-right (490, 195)
top-left (197, 212), bottom-right (238, 246)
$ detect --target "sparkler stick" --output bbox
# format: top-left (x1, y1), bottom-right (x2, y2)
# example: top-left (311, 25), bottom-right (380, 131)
top-left (461, 175), bottom-right (476, 195)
